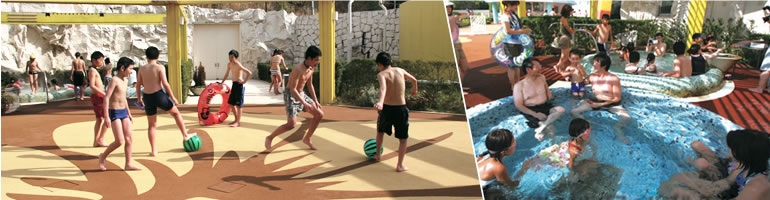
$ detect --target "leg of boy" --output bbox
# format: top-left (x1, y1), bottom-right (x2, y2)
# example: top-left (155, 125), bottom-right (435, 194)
top-left (303, 107), bottom-right (324, 150)
top-left (93, 118), bottom-right (107, 147)
top-left (265, 116), bottom-right (297, 152)
top-left (168, 106), bottom-right (193, 141)
top-left (569, 102), bottom-right (592, 119)
top-left (122, 118), bottom-right (141, 170)
top-left (609, 106), bottom-right (631, 144)
top-left (396, 138), bottom-right (408, 172)
top-left (374, 132), bottom-right (384, 161)
top-left (99, 119), bottom-right (125, 171)
top-left (147, 115), bottom-right (158, 156)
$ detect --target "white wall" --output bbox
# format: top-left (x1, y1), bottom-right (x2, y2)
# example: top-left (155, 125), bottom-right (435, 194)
top-left (191, 24), bottom-right (240, 80)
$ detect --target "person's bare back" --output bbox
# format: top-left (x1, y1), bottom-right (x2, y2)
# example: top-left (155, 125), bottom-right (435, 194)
top-left (138, 63), bottom-right (165, 93)
top-left (674, 55), bottom-right (692, 78)
top-left (107, 77), bottom-right (128, 110)
top-left (377, 67), bottom-right (408, 105)
top-left (517, 75), bottom-right (549, 106)
top-left (588, 73), bottom-right (621, 101)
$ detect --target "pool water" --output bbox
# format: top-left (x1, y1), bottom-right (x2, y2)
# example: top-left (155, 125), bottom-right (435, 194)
top-left (468, 88), bottom-right (741, 199)
top-left (581, 52), bottom-right (677, 74)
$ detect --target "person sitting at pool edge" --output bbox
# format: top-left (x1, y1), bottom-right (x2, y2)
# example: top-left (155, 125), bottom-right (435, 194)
top-left (513, 57), bottom-right (566, 141)
top-left (646, 32), bottom-right (667, 57)
top-left (689, 44), bottom-right (724, 76)
top-left (570, 53), bottom-right (631, 144)
top-left (477, 129), bottom-right (519, 190)
top-left (662, 41), bottom-right (692, 78)
top-left (625, 51), bottom-right (644, 75)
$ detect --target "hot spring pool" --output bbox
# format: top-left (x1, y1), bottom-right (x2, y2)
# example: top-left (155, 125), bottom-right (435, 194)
top-left (468, 88), bottom-right (741, 199)
top-left (581, 51), bottom-right (677, 74)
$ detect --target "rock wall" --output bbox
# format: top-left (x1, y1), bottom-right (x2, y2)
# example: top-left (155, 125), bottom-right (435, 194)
top-left (1, 3), bottom-right (400, 75)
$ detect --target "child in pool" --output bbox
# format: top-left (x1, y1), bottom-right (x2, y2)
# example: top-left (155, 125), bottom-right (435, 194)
top-left (619, 42), bottom-right (634, 62)
top-left (644, 53), bottom-right (658, 75)
top-left (559, 50), bottom-right (587, 100)
top-left (519, 118), bottom-right (591, 176)
top-left (477, 129), bottom-right (518, 189)
top-left (624, 51), bottom-right (644, 75)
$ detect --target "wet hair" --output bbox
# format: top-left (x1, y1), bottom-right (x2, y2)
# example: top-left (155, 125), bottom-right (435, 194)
top-left (375, 52), bottom-right (392, 67)
top-left (688, 44), bottom-right (701, 55)
top-left (481, 129), bottom-right (514, 162)
top-left (692, 33), bottom-right (703, 41)
top-left (726, 129), bottom-right (770, 177)
top-left (705, 35), bottom-right (715, 42)
top-left (601, 14), bottom-right (610, 20)
top-left (568, 118), bottom-right (590, 137)
top-left (90, 51), bottom-right (104, 61)
top-left (569, 49), bottom-right (581, 57)
top-left (272, 49), bottom-right (283, 56)
top-left (629, 51), bottom-right (640, 63)
top-left (502, 0), bottom-right (519, 6)
top-left (520, 57), bottom-right (541, 76)
top-left (656, 32), bottom-right (664, 37)
top-left (117, 57), bottom-right (135, 71)
top-left (593, 53), bottom-right (611, 70)
top-left (673, 41), bottom-right (687, 55)
top-left (104, 57), bottom-right (111, 65)
top-left (647, 53), bottom-right (656, 62)
top-left (228, 49), bottom-right (239, 58)
top-left (561, 5), bottom-right (573, 18)
top-left (75, 52), bottom-right (80, 58)
top-left (146, 46), bottom-right (160, 60)
top-left (305, 45), bottom-right (322, 59)
top-left (9, 78), bottom-right (17, 85)
top-left (624, 42), bottom-right (635, 52)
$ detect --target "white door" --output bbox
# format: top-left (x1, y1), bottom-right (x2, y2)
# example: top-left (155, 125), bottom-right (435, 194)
top-left (192, 24), bottom-right (240, 80)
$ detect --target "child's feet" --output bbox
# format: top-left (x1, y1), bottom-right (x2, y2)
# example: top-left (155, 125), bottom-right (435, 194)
top-left (373, 154), bottom-right (381, 161)
top-left (302, 136), bottom-right (317, 150)
top-left (229, 121), bottom-right (240, 127)
top-left (748, 88), bottom-right (766, 94)
top-left (93, 141), bottom-right (107, 147)
top-left (534, 124), bottom-right (547, 141)
top-left (149, 151), bottom-right (158, 157)
top-left (124, 163), bottom-right (142, 171)
top-left (183, 132), bottom-right (197, 141)
top-left (396, 165), bottom-right (409, 172)
top-left (264, 136), bottom-right (274, 152)
top-left (98, 153), bottom-right (107, 171)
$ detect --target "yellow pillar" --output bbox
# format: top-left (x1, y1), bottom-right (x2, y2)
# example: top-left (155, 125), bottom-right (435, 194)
top-left (686, 0), bottom-right (707, 48)
top-left (590, 1), bottom-right (597, 19)
top-left (518, 0), bottom-right (526, 18)
top-left (318, 1), bottom-right (335, 104)
top-left (166, 4), bottom-right (182, 100)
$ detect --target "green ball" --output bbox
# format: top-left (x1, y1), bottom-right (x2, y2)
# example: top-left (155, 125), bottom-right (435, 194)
top-left (183, 135), bottom-right (202, 152)
top-left (363, 139), bottom-right (382, 159)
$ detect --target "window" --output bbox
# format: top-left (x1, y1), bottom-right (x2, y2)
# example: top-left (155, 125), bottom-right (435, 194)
top-left (659, 1), bottom-right (673, 16)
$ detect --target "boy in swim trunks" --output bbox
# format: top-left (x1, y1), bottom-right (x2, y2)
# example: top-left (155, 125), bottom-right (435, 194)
top-left (570, 53), bottom-right (631, 144)
top-left (221, 50), bottom-right (252, 127)
top-left (559, 50), bottom-right (587, 101)
top-left (97, 57), bottom-right (141, 171)
top-left (137, 46), bottom-right (196, 156)
top-left (71, 52), bottom-right (87, 100)
top-left (514, 57), bottom-right (566, 141)
top-left (265, 46), bottom-right (324, 152)
top-left (591, 14), bottom-right (613, 55)
top-left (89, 51), bottom-right (109, 147)
top-left (26, 55), bottom-right (42, 93)
top-left (372, 52), bottom-right (418, 172)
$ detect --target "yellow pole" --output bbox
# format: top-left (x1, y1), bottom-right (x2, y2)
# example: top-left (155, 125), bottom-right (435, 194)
top-left (686, 0), bottom-right (707, 48)
top-left (318, 1), bottom-right (335, 104)
top-left (518, 0), bottom-right (526, 18)
top-left (590, 0), bottom-right (597, 19)
top-left (181, 7), bottom-right (188, 61)
top-left (166, 4), bottom-right (182, 100)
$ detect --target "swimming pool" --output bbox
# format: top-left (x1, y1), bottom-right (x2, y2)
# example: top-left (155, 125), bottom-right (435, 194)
top-left (468, 88), bottom-right (742, 199)
top-left (582, 51), bottom-right (677, 74)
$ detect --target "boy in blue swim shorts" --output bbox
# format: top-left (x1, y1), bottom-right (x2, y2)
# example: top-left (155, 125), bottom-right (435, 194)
top-left (559, 50), bottom-right (587, 100)
top-left (98, 57), bottom-right (141, 171)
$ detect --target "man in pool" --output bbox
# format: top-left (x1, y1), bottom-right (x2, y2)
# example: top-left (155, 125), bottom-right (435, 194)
top-left (513, 57), bottom-right (566, 141)
top-left (662, 41), bottom-right (692, 78)
top-left (265, 46), bottom-right (324, 152)
top-left (570, 53), bottom-right (631, 144)
top-left (646, 33), bottom-right (667, 57)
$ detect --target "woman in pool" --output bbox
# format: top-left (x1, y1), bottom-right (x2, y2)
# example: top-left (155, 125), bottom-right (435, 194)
top-left (519, 118), bottom-right (591, 175)
top-left (477, 129), bottom-right (518, 189)
top-left (644, 53), bottom-right (658, 75)
top-left (659, 129), bottom-right (770, 199)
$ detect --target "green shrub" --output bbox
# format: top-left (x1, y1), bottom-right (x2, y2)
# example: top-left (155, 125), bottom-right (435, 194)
top-left (1, 91), bottom-right (17, 114)
top-left (181, 59), bottom-right (193, 104)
